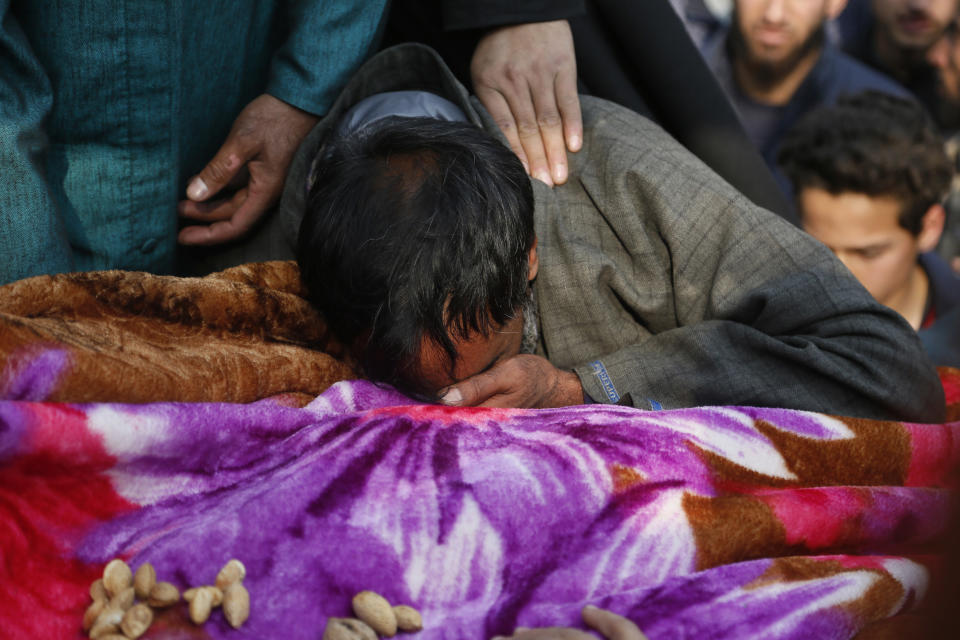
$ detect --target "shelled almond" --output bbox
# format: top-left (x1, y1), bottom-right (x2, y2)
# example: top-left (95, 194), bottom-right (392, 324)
top-left (83, 557), bottom-right (250, 638)
top-left (323, 590), bottom-right (423, 640)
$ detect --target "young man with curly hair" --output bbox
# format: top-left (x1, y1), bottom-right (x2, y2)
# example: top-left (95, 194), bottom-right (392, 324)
top-left (780, 90), bottom-right (960, 366)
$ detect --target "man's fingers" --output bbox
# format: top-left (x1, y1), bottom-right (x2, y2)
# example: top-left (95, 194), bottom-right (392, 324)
top-left (177, 192), bottom-right (244, 221)
top-left (504, 84), bottom-right (552, 187)
top-left (186, 137), bottom-right (256, 202)
top-left (441, 369), bottom-right (511, 407)
top-left (529, 76), bottom-right (569, 185)
top-left (178, 177), bottom-right (274, 245)
top-left (475, 86), bottom-right (529, 173)
top-left (581, 606), bottom-right (647, 640)
top-left (442, 373), bottom-right (497, 407)
top-left (178, 216), bottom-right (251, 246)
top-left (555, 67), bottom-right (583, 153)
top-left (179, 158), bottom-right (283, 245)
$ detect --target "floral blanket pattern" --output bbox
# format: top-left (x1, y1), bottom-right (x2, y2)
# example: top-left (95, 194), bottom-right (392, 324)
top-left (2, 357), bottom-right (958, 639)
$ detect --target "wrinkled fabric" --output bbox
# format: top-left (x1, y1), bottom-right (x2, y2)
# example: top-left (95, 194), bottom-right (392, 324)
top-left (1, 364), bottom-right (958, 639)
top-left (0, 261), bottom-right (354, 404)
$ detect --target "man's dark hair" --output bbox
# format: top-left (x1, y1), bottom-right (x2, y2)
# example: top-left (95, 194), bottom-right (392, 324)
top-left (297, 116), bottom-right (534, 398)
top-left (779, 90), bottom-right (953, 234)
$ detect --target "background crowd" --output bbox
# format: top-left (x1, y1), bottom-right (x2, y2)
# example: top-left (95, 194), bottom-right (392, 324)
top-left (0, 0), bottom-right (957, 362)
top-left (0, 3), bottom-right (958, 639)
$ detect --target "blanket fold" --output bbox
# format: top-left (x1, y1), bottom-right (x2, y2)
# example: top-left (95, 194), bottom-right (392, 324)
top-left (0, 262), bottom-right (354, 404)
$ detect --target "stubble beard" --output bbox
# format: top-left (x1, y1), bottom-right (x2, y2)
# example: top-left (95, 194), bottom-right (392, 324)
top-left (730, 21), bottom-right (826, 91)
top-left (519, 286), bottom-right (539, 355)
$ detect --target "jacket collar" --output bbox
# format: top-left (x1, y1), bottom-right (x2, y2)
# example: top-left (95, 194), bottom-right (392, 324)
top-left (278, 43), bottom-right (499, 246)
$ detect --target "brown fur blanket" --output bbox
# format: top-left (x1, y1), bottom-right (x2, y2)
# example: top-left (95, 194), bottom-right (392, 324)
top-left (0, 261), bottom-right (354, 404)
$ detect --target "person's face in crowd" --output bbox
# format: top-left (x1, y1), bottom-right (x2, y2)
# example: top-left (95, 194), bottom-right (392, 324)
top-left (414, 245), bottom-right (539, 393)
top-left (873, 0), bottom-right (959, 51)
top-left (927, 18), bottom-right (960, 101)
top-left (798, 187), bottom-right (943, 309)
top-left (733, 0), bottom-right (847, 77)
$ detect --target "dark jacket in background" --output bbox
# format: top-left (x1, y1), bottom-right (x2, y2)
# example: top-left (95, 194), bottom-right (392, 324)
top-left (383, 0), bottom-right (796, 223)
top-left (704, 35), bottom-right (910, 199)
top-left (920, 252), bottom-right (960, 368)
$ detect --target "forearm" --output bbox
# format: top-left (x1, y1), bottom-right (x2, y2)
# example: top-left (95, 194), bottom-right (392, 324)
top-left (268, 0), bottom-right (388, 115)
top-left (574, 302), bottom-right (945, 422)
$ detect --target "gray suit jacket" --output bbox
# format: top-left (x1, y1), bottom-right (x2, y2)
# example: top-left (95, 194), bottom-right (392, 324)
top-left (278, 44), bottom-right (945, 422)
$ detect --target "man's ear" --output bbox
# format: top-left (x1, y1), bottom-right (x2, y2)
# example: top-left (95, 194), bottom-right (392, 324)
top-left (917, 203), bottom-right (946, 253)
top-left (527, 236), bottom-right (539, 281)
top-left (826, 0), bottom-right (848, 20)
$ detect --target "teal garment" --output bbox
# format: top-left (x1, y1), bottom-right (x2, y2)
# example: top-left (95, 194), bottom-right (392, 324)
top-left (0, 0), bottom-right (386, 284)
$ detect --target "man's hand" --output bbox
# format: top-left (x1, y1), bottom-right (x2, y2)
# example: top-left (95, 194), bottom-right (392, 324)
top-left (178, 94), bottom-right (319, 245)
top-left (491, 605), bottom-right (648, 639)
top-left (440, 354), bottom-right (583, 408)
top-left (471, 20), bottom-right (582, 187)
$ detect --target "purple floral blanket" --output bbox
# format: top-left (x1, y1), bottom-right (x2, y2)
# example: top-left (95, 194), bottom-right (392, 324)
top-left (1, 377), bottom-right (958, 639)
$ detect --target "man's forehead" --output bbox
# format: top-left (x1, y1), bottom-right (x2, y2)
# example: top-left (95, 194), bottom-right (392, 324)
top-left (800, 188), bottom-right (906, 227)
top-left (415, 317), bottom-right (524, 390)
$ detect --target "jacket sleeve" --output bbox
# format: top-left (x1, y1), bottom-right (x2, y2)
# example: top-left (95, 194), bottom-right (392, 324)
top-left (559, 101), bottom-right (946, 423)
top-left (441, 0), bottom-right (585, 31)
top-left (0, 1), bottom-right (73, 284)
top-left (267, 0), bottom-right (389, 116)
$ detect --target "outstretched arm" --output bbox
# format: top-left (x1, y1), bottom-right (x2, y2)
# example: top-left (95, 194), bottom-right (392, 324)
top-left (178, 0), bottom-right (387, 246)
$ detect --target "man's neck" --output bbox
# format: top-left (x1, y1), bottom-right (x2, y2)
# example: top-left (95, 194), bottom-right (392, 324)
top-left (732, 47), bottom-right (822, 106)
top-left (885, 263), bottom-right (931, 330)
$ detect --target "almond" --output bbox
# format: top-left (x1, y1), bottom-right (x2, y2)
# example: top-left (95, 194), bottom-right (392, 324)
top-left (106, 586), bottom-right (134, 612)
top-left (189, 585), bottom-right (213, 624)
top-left (102, 559), bottom-right (132, 597)
top-left (120, 603), bottom-right (153, 639)
top-left (89, 579), bottom-right (108, 603)
top-left (82, 599), bottom-right (105, 632)
top-left (133, 563), bottom-right (156, 600)
top-left (215, 559), bottom-right (246, 589)
top-left (392, 605), bottom-right (423, 632)
top-left (184, 585), bottom-right (223, 607)
top-left (352, 591), bottom-right (397, 637)
top-left (222, 583), bottom-right (249, 628)
top-left (89, 606), bottom-right (124, 639)
top-left (323, 617), bottom-right (378, 640)
top-left (147, 581), bottom-right (180, 608)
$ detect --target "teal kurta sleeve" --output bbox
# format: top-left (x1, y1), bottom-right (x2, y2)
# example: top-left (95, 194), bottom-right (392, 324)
top-left (267, 0), bottom-right (388, 116)
top-left (0, 2), bottom-right (73, 283)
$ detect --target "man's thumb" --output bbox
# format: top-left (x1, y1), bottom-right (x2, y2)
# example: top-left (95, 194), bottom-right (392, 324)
top-left (186, 141), bottom-right (250, 201)
top-left (440, 387), bottom-right (463, 406)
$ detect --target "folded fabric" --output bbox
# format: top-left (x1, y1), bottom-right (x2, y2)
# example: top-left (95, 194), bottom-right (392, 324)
top-left (0, 262), bottom-right (354, 404)
top-left (1, 374), bottom-right (957, 639)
